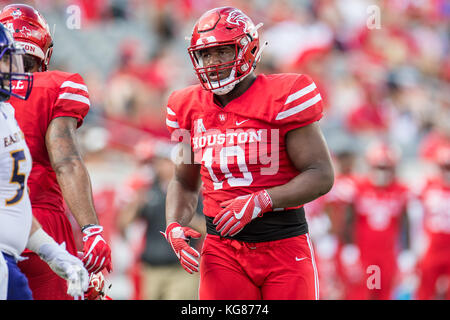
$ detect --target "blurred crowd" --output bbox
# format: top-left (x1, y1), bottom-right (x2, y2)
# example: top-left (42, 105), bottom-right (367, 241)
top-left (3, 0), bottom-right (449, 299)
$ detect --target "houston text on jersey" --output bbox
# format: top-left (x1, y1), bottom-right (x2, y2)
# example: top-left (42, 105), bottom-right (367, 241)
top-left (171, 127), bottom-right (280, 176)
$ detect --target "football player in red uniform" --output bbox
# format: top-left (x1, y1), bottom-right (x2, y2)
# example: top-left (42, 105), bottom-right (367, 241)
top-left (322, 148), bottom-right (360, 299)
top-left (162, 7), bottom-right (334, 300)
top-left (345, 141), bottom-right (411, 300)
top-left (0, 4), bottom-right (112, 299)
top-left (416, 145), bottom-right (450, 299)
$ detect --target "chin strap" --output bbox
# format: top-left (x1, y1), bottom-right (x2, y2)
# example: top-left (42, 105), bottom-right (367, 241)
top-left (210, 71), bottom-right (239, 95)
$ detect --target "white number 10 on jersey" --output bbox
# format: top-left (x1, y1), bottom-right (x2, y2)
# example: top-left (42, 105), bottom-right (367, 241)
top-left (202, 146), bottom-right (253, 190)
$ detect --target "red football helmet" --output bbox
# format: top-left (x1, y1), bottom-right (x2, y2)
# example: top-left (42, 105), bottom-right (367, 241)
top-left (0, 4), bottom-right (53, 71)
top-left (188, 7), bottom-right (266, 95)
top-left (365, 141), bottom-right (400, 167)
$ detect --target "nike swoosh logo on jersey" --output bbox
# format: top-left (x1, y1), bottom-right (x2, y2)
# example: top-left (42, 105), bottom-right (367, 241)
top-left (236, 119), bottom-right (249, 126)
top-left (234, 196), bottom-right (253, 220)
top-left (295, 257), bottom-right (307, 262)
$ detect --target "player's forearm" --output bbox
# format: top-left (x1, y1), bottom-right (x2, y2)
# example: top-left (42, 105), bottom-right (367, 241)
top-left (53, 158), bottom-right (99, 227)
top-left (267, 165), bottom-right (334, 208)
top-left (166, 177), bottom-right (200, 227)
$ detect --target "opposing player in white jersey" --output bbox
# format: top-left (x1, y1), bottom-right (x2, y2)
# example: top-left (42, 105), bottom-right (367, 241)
top-left (0, 23), bottom-right (88, 300)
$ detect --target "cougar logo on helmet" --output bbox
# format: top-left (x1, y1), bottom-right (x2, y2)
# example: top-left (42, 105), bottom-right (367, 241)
top-left (226, 9), bottom-right (249, 31)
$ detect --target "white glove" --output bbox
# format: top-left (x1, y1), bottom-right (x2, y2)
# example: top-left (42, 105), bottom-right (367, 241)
top-left (39, 242), bottom-right (89, 299)
top-left (67, 265), bottom-right (90, 299)
top-left (27, 229), bottom-right (89, 299)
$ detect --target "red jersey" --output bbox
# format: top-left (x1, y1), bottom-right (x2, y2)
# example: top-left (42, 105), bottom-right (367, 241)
top-left (166, 73), bottom-right (323, 241)
top-left (419, 177), bottom-right (450, 251)
top-left (166, 73), bottom-right (323, 215)
top-left (352, 178), bottom-right (409, 254)
top-left (325, 173), bottom-right (359, 237)
top-left (10, 70), bottom-right (90, 212)
top-left (326, 173), bottom-right (359, 205)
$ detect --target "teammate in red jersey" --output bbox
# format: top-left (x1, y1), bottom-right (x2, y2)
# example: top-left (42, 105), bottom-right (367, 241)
top-left (416, 145), bottom-right (450, 299)
top-left (325, 149), bottom-right (359, 243)
top-left (345, 141), bottom-right (411, 300)
top-left (322, 147), bottom-right (360, 299)
top-left (161, 7), bottom-right (334, 300)
top-left (0, 4), bottom-right (112, 299)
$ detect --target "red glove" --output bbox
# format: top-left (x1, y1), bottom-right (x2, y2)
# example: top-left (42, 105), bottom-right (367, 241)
top-left (213, 190), bottom-right (273, 237)
top-left (82, 225), bottom-right (112, 274)
top-left (161, 222), bottom-right (201, 274)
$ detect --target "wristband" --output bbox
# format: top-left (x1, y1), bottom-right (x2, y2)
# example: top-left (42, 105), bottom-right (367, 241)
top-left (26, 228), bottom-right (57, 254)
top-left (81, 224), bottom-right (98, 232)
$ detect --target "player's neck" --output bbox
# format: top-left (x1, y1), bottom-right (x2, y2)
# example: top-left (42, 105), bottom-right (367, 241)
top-left (213, 73), bottom-right (257, 108)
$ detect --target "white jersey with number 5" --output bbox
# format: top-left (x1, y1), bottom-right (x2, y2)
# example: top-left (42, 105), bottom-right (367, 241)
top-left (0, 102), bottom-right (33, 257)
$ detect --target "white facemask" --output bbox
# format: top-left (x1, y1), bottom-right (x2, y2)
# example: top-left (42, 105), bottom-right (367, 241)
top-left (197, 40), bottom-right (268, 96)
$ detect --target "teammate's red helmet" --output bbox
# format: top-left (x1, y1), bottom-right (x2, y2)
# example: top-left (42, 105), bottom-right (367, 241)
top-left (366, 141), bottom-right (399, 167)
top-left (0, 4), bottom-right (53, 71)
top-left (188, 7), bottom-right (265, 95)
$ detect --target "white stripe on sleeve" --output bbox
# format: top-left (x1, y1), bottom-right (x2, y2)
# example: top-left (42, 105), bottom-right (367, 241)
top-left (60, 81), bottom-right (89, 92)
top-left (58, 92), bottom-right (91, 106)
top-left (166, 119), bottom-right (180, 129)
top-left (276, 93), bottom-right (321, 120)
top-left (167, 107), bottom-right (176, 116)
top-left (284, 82), bottom-right (317, 105)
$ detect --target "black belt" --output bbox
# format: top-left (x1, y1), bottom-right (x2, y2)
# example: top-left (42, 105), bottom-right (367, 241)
top-left (205, 207), bottom-right (308, 242)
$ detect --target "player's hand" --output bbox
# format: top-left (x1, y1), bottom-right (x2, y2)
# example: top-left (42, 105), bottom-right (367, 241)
top-left (82, 225), bottom-right (112, 274)
top-left (38, 242), bottom-right (89, 299)
top-left (161, 222), bottom-right (201, 274)
top-left (213, 190), bottom-right (273, 237)
top-left (67, 265), bottom-right (90, 300)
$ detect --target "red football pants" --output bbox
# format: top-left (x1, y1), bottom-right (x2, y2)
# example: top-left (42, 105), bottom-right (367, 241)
top-left (417, 249), bottom-right (450, 300)
top-left (199, 233), bottom-right (319, 300)
top-left (359, 252), bottom-right (397, 300)
top-left (18, 207), bottom-right (78, 300)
